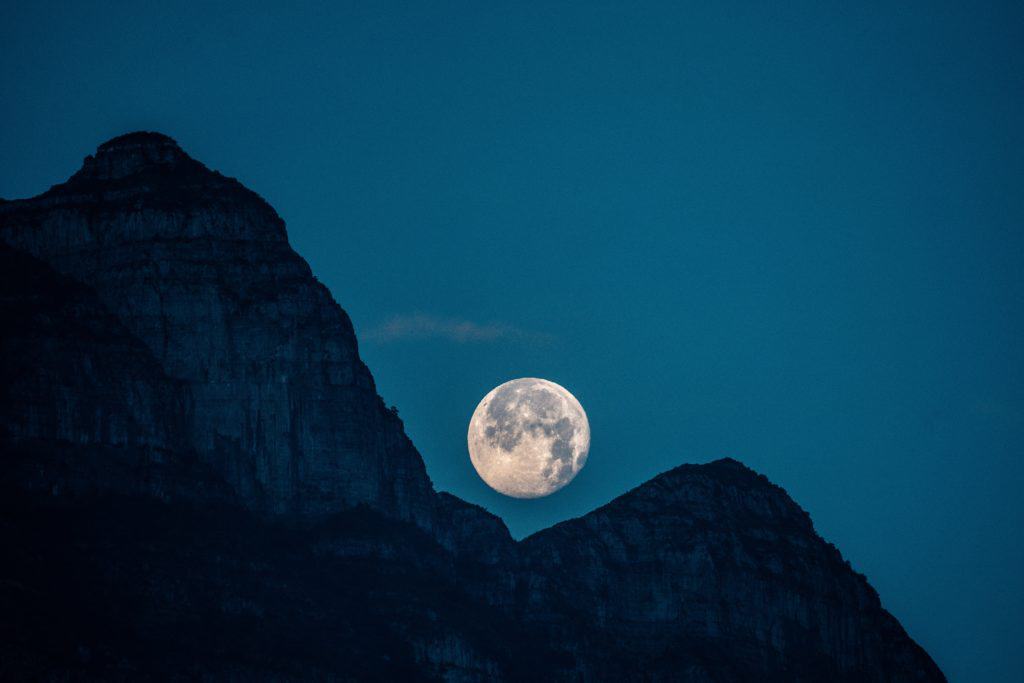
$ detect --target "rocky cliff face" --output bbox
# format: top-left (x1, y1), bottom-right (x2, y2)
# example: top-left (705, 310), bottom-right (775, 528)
top-left (0, 242), bottom-right (229, 504)
top-left (0, 242), bottom-right (183, 454)
top-left (0, 132), bottom-right (433, 522)
top-left (0, 133), bottom-right (944, 681)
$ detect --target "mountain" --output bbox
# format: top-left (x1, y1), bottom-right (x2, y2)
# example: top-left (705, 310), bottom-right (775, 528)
top-left (0, 133), bottom-right (944, 681)
top-left (0, 132), bottom-right (433, 523)
top-left (515, 459), bottom-right (942, 681)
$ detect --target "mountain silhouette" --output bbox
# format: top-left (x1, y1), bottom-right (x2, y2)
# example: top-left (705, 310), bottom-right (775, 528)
top-left (0, 133), bottom-right (945, 681)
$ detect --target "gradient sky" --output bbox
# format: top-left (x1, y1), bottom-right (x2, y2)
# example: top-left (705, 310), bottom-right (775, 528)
top-left (2, 2), bottom-right (1022, 680)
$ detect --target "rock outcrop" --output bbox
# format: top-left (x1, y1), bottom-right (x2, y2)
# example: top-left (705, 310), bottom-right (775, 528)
top-left (0, 133), bottom-right (944, 681)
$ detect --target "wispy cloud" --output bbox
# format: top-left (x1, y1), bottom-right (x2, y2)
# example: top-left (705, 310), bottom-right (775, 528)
top-left (363, 313), bottom-right (553, 345)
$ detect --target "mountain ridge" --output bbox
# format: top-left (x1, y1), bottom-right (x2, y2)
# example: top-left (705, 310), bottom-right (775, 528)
top-left (0, 132), bottom-right (945, 681)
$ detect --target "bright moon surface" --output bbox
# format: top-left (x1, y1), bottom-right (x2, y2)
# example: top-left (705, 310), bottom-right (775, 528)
top-left (468, 378), bottom-right (590, 498)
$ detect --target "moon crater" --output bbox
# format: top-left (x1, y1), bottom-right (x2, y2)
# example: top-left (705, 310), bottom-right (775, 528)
top-left (468, 378), bottom-right (590, 498)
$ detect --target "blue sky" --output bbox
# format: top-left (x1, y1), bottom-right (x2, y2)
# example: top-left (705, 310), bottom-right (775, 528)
top-left (2, 2), bottom-right (1022, 680)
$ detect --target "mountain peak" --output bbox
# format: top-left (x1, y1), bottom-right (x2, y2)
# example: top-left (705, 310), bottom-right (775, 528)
top-left (98, 130), bottom-right (180, 150)
top-left (706, 456), bottom-right (752, 470)
top-left (0, 131), bottom-right (288, 243)
top-left (76, 131), bottom-right (190, 181)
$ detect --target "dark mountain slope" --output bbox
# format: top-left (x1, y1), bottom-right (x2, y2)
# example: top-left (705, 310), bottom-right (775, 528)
top-left (515, 458), bottom-right (943, 681)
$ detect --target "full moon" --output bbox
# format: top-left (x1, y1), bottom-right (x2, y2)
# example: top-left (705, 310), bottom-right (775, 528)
top-left (468, 378), bottom-right (590, 498)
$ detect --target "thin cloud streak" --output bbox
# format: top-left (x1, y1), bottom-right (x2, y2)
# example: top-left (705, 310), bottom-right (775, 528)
top-left (364, 313), bottom-right (553, 345)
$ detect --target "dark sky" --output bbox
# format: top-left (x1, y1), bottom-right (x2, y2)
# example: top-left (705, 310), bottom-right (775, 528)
top-left (2, 2), bottom-right (1022, 680)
